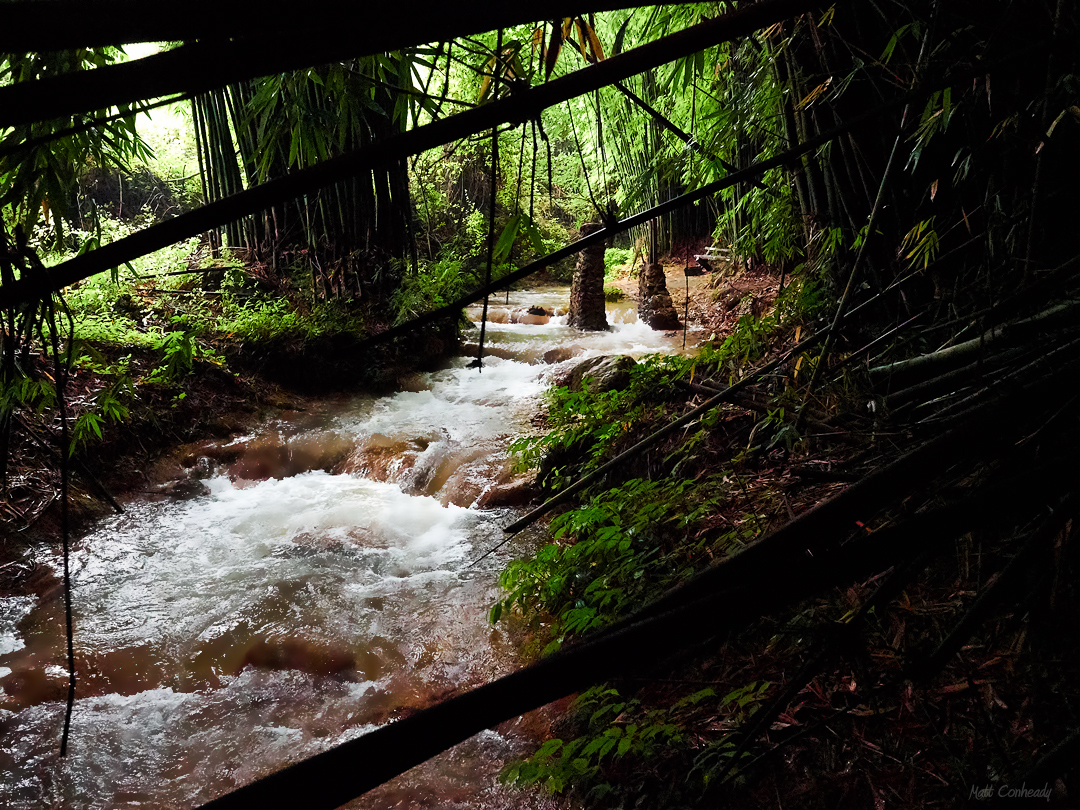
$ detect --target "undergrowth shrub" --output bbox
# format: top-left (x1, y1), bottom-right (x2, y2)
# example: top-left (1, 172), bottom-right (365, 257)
top-left (492, 477), bottom-right (749, 652)
top-left (604, 246), bottom-right (634, 274)
top-left (603, 285), bottom-right (623, 301)
top-left (500, 678), bottom-right (772, 802)
top-left (392, 257), bottom-right (473, 325)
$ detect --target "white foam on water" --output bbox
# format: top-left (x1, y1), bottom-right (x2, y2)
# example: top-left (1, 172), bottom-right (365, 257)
top-left (57, 472), bottom-right (476, 653)
top-left (0, 675), bottom-right (383, 809)
top-left (338, 354), bottom-right (549, 450)
top-left (0, 595), bottom-right (35, 656)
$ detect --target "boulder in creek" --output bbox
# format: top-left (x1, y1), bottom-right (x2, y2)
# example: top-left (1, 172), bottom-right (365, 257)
top-left (541, 345), bottom-right (584, 364)
top-left (558, 354), bottom-right (637, 393)
top-left (476, 474), bottom-right (539, 509)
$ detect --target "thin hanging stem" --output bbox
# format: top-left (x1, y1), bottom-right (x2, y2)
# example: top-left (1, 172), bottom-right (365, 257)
top-left (596, 89), bottom-right (608, 211)
top-left (44, 293), bottom-right (76, 756)
top-left (566, 100), bottom-right (603, 219)
top-left (530, 119), bottom-right (538, 224)
top-left (476, 29), bottom-right (503, 372)
top-left (683, 244), bottom-right (689, 349)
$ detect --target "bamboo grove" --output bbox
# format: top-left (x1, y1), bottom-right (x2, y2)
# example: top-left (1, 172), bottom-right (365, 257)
top-left (3, 0), bottom-right (1080, 806)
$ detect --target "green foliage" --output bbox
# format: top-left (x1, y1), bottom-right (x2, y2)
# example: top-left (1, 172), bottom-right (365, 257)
top-left (70, 359), bottom-right (134, 452)
top-left (603, 285), bottom-right (624, 301)
top-left (603, 246), bottom-right (634, 273)
top-left (689, 682), bottom-right (773, 786)
top-left (212, 297), bottom-right (303, 342)
top-left (492, 476), bottom-right (744, 651)
top-left (0, 374), bottom-right (57, 418)
top-left (392, 258), bottom-right (473, 326)
top-left (135, 99), bottom-right (201, 209)
top-left (146, 329), bottom-right (196, 384)
top-left (500, 685), bottom-right (684, 797)
top-left (508, 354), bottom-right (686, 484)
top-left (501, 679), bottom-right (771, 799)
top-left (714, 167), bottom-right (802, 269)
top-left (509, 313), bottom-right (807, 491)
top-left (80, 314), bottom-right (158, 350)
top-left (493, 211), bottom-right (547, 264)
top-left (1, 49), bottom-right (153, 247)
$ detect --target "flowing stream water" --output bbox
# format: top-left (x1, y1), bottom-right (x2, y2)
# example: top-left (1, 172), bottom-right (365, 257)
top-left (0, 285), bottom-right (700, 809)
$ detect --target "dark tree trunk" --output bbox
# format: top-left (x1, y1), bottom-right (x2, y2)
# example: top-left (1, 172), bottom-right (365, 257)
top-left (567, 222), bottom-right (609, 331)
top-left (638, 261), bottom-right (680, 330)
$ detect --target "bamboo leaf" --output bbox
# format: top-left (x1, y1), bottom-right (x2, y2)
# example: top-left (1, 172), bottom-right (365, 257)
top-left (1046, 107), bottom-right (1068, 138)
top-left (494, 212), bottom-right (522, 262)
top-left (583, 18), bottom-right (605, 62)
top-left (509, 52), bottom-right (526, 80)
top-left (477, 55), bottom-right (497, 104)
top-left (797, 78), bottom-right (832, 109)
top-left (574, 19), bottom-right (590, 61)
top-left (546, 21), bottom-right (563, 79)
top-left (532, 25), bottom-right (545, 55)
top-left (612, 15), bottom-right (632, 56)
top-left (525, 216), bottom-right (546, 255)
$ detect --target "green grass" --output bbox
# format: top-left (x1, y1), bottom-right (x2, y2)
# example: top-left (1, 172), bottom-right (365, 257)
top-left (603, 246), bottom-right (634, 276)
top-left (603, 285), bottom-right (624, 301)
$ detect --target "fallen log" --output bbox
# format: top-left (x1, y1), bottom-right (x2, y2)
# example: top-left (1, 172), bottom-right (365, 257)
top-left (870, 298), bottom-right (1080, 388)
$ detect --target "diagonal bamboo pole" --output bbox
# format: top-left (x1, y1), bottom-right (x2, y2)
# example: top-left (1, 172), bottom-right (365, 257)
top-left (0, 0), bottom-right (822, 128)
top-left (0, 0), bottom-right (704, 53)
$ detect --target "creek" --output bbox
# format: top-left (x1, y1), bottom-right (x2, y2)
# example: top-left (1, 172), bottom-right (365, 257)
top-left (0, 284), bottom-right (700, 809)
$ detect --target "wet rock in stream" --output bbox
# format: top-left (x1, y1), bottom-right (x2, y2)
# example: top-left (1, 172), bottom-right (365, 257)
top-left (476, 473), bottom-right (538, 509)
top-left (638, 261), bottom-right (681, 330)
top-left (153, 477), bottom-right (212, 499)
top-left (558, 354), bottom-right (637, 393)
top-left (540, 345), bottom-right (584, 365)
top-left (225, 431), bottom-right (355, 482)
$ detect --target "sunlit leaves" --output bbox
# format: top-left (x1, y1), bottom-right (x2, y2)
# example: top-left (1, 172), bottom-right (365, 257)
top-left (906, 88), bottom-right (956, 171)
top-left (900, 217), bottom-right (940, 270)
top-left (797, 77), bottom-right (833, 109)
top-left (477, 40), bottom-right (528, 104)
top-left (536, 15), bottom-right (607, 80)
top-left (0, 49), bottom-right (151, 244)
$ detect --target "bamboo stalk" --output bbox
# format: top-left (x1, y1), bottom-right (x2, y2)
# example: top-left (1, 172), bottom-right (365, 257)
top-left (0, 0), bottom-right (827, 127)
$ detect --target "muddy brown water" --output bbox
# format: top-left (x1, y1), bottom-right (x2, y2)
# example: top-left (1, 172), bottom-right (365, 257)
top-left (0, 287), bottom-right (701, 808)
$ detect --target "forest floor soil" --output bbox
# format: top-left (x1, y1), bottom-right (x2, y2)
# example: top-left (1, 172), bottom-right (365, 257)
top-left (606, 257), bottom-right (781, 338)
